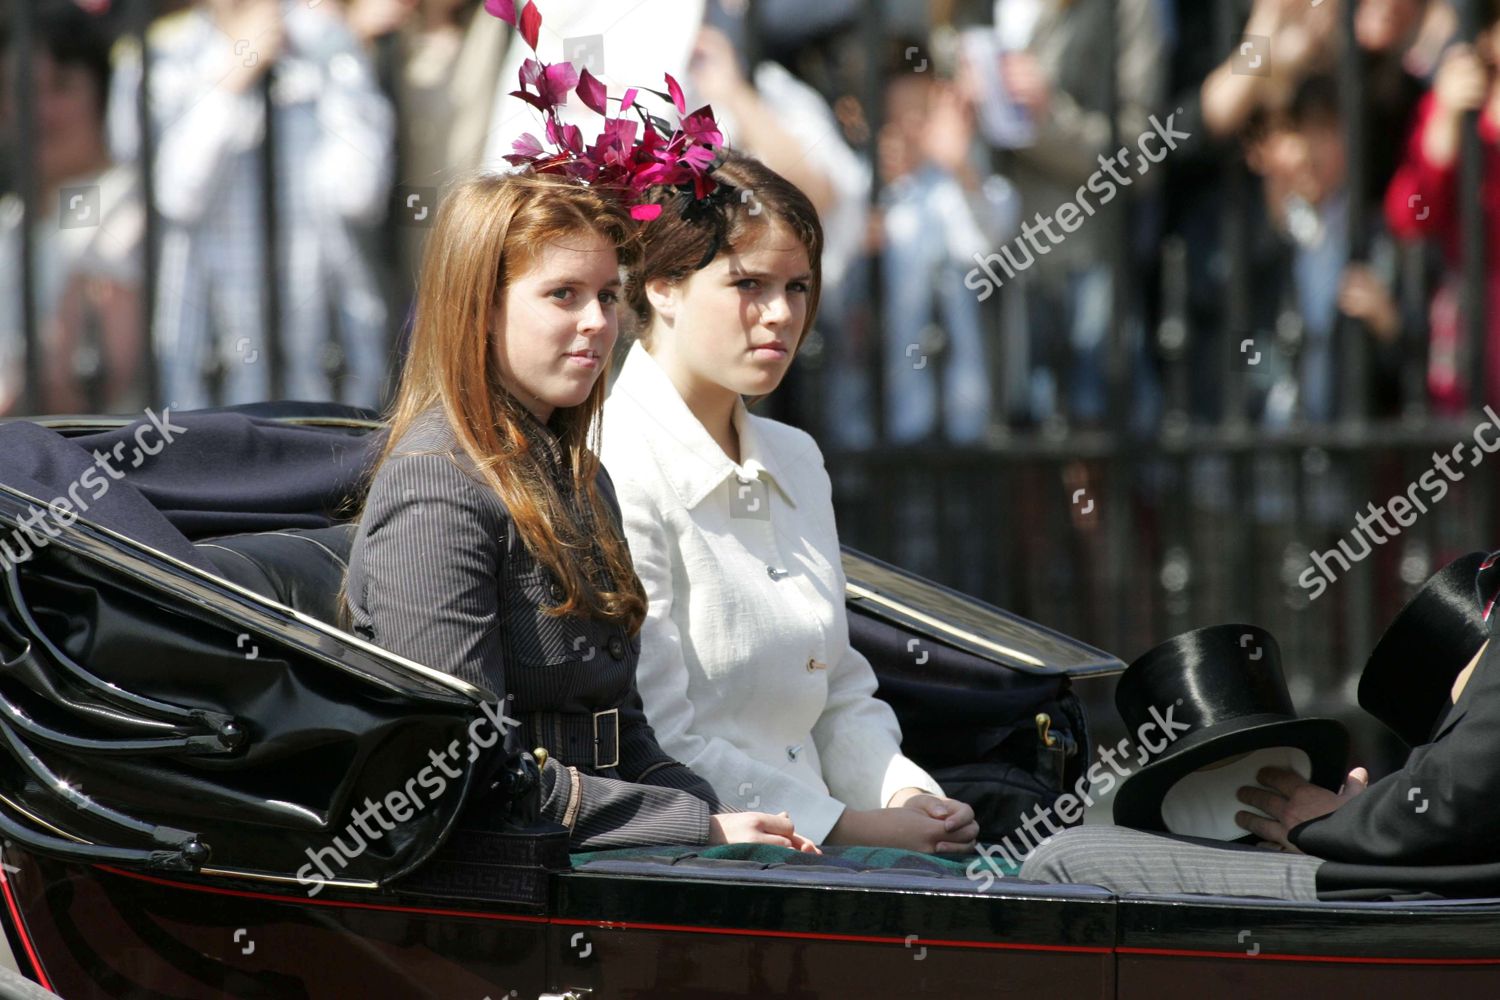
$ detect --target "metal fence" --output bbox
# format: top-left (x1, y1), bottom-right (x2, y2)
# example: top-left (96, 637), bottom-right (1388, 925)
top-left (7, 0), bottom-right (1499, 757)
top-left (798, 0), bottom-right (1500, 763)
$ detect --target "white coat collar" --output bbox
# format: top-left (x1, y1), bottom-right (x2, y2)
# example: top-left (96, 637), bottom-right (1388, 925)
top-left (611, 340), bottom-right (798, 511)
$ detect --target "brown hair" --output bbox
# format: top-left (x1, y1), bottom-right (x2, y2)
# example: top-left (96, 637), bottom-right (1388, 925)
top-left (624, 149), bottom-right (824, 361)
top-left (345, 172), bottom-right (647, 633)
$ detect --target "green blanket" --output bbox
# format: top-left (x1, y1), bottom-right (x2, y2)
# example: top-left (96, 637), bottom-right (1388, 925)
top-left (571, 843), bottom-right (1014, 878)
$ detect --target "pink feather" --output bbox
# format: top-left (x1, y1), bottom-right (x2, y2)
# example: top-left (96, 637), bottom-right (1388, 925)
top-left (483, 0), bottom-right (517, 26)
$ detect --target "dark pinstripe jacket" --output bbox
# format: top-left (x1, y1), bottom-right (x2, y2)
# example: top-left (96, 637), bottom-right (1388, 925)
top-left (344, 405), bottom-right (723, 850)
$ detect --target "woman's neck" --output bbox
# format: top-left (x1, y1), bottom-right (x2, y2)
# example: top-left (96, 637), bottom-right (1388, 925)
top-left (647, 344), bottom-right (742, 464)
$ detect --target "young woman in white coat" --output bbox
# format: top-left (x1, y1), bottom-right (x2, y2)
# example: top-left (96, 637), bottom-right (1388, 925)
top-left (600, 151), bottom-right (979, 853)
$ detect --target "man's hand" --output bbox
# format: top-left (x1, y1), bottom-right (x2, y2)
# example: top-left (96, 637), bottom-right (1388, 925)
top-left (920, 84), bottom-right (979, 184)
top-left (1235, 765), bottom-right (1369, 851)
top-left (1433, 44), bottom-right (1488, 119)
top-left (1339, 264), bottom-right (1400, 342)
top-left (1000, 51), bottom-right (1050, 118)
top-left (1424, 43), bottom-right (1489, 167)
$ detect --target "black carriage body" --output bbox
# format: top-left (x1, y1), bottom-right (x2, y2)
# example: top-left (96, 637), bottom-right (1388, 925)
top-left (0, 411), bottom-right (1496, 998)
top-left (7, 845), bottom-right (1500, 998)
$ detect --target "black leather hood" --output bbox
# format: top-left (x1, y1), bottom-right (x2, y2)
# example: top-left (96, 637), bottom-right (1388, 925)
top-left (0, 406), bottom-right (496, 887)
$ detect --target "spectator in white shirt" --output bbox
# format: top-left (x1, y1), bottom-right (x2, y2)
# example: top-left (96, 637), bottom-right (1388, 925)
top-left (108, 0), bottom-right (394, 410)
top-left (600, 151), bottom-right (980, 852)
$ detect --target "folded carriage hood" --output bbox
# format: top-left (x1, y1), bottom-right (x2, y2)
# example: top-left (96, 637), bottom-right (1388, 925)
top-left (0, 405), bottom-right (498, 887)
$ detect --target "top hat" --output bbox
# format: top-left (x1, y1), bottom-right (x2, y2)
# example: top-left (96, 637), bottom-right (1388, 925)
top-left (1111, 623), bottom-right (1349, 839)
top-left (1358, 551), bottom-right (1497, 747)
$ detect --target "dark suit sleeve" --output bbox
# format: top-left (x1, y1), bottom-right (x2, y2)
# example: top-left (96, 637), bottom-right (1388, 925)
top-left (360, 453), bottom-right (711, 849)
top-left (358, 453), bottom-right (504, 692)
top-left (545, 757), bottom-right (712, 850)
top-left (1290, 642), bottom-right (1500, 865)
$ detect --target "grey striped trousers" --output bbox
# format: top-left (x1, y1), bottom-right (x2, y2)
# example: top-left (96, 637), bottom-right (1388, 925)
top-left (1018, 825), bottom-right (1323, 900)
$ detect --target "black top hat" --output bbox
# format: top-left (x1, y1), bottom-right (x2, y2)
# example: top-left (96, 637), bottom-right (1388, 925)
top-left (1358, 551), bottom-right (1497, 747)
top-left (1111, 623), bottom-right (1349, 836)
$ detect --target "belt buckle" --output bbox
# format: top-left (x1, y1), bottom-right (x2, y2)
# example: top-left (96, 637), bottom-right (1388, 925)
top-left (592, 708), bottom-right (620, 770)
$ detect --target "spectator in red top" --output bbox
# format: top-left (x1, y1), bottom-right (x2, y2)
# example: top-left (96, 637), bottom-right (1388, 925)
top-left (1385, 2), bottom-right (1500, 413)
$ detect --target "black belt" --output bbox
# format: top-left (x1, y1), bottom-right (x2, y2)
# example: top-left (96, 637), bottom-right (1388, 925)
top-left (524, 708), bottom-right (620, 772)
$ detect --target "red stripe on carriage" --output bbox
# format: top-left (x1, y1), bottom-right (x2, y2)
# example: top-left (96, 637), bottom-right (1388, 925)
top-left (93, 865), bottom-right (1109, 953)
top-left (549, 916), bottom-right (1114, 953)
top-left (87, 866), bottom-right (1500, 967)
top-left (0, 872), bottom-right (54, 992)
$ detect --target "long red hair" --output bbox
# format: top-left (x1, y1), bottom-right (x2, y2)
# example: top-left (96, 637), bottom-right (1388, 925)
top-left (348, 172), bottom-right (647, 632)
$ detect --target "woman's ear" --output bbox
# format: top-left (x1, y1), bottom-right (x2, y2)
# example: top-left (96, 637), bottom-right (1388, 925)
top-left (644, 276), bottom-right (678, 323)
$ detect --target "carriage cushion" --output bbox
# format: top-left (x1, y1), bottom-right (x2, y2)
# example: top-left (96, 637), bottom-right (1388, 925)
top-left (569, 843), bottom-right (987, 877)
top-left (194, 523), bottom-right (358, 626)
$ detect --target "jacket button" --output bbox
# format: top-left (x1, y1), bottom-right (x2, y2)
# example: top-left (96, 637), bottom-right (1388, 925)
top-left (766, 566), bottom-right (788, 580)
top-left (786, 743), bottom-right (802, 762)
top-left (607, 636), bottom-right (626, 660)
top-left (807, 658), bottom-right (827, 672)
top-left (549, 581), bottom-right (566, 601)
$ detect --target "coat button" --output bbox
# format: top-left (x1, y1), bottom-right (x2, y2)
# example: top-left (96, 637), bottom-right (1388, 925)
top-left (607, 636), bottom-right (626, 660)
top-left (807, 658), bottom-right (827, 672)
top-left (549, 581), bottom-right (566, 601)
top-left (786, 743), bottom-right (802, 762)
top-left (766, 566), bottom-right (788, 580)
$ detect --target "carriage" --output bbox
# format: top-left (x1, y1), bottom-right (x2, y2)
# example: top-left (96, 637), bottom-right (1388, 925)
top-left (0, 406), bottom-right (1495, 999)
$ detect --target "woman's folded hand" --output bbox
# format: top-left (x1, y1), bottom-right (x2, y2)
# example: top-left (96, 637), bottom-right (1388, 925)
top-left (827, 802), bottom-right (978, 854)
top-left (893, 793), bottom-right (979, 852)
top-left (709, 811), bottom-right (822, 853)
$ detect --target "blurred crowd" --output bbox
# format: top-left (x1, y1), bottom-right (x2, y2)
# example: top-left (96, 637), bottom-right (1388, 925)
top-left (1, 0), bottom-right (1496, 444)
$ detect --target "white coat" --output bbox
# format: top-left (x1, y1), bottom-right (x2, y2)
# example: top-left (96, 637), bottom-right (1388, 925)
top-left (600, 341), bottom-right (942, 842)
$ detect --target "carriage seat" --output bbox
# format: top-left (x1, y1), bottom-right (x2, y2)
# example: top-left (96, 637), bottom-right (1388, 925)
top-left (194, 523), bottom-right (358, 627)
